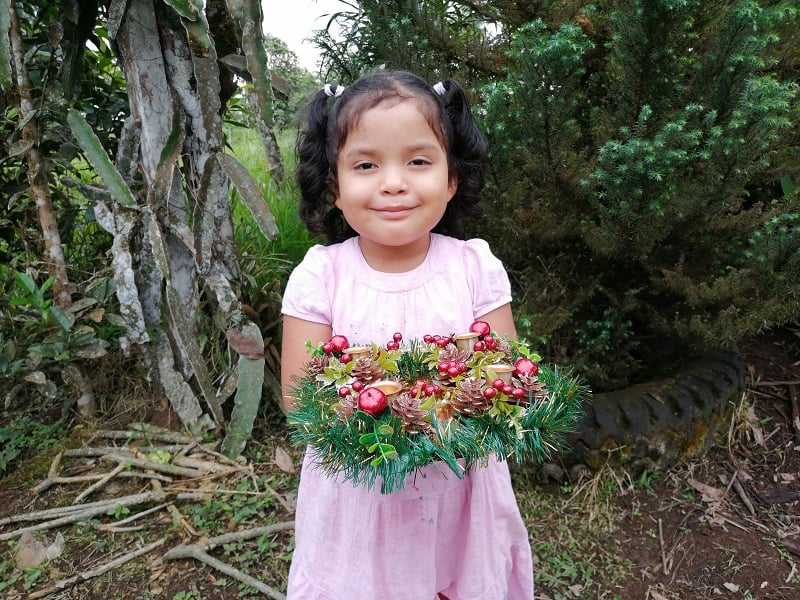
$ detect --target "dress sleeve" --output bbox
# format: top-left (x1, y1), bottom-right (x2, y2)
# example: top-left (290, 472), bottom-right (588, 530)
top-left (282, 245), bottom-right (333, 326)
top-left (463, 238), bottom-right (513, 318)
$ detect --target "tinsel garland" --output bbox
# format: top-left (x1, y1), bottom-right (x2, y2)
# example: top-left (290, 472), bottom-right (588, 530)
top-left (287, 327), bottom-right (589, 493)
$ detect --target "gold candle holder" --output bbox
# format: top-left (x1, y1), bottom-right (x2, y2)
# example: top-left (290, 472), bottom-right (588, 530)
top-left (367, 380), bottom-right (402, 403)
top-left (489, 364), bottom-right (514, 384)
top-left (453, 331), bottom-right (479, 353)
top-left (344, 346), bottom-right (371, 361)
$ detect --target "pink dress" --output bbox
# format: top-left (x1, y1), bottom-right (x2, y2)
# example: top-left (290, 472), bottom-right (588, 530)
top-left (282, 234), bottom-right (534, 599)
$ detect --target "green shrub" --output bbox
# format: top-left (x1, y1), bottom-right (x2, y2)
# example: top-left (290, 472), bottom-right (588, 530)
top-left (479, 1), bottom-right (800, 388)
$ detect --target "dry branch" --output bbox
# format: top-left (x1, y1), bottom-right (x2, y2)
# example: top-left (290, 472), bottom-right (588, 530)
top-left (26, 537), bottom-right (166, 599)
top-left (100, 452), bottom-right (203, 477)
top-left (161, 521), bottom-right (295, 600)
top-left (0, 491), bottom-right (165, 540)
top-left (74, 462), bottom-right (126, 503)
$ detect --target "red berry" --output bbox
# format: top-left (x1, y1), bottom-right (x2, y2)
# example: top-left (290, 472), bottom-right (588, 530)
top-left (386, 341), bottom-right (400, 350)
top-left (470, 320), bottom-right (491, 338)
top-left (447, 366), bottom-right (460, 378)
top-left (513, 357), bottom-right (538, 376)
top-left (483, 387), bottom-right (497, 399)
top-left (484, 336), bottom-right (497, 350)
top-left (338, 386), bottom-right (351, 398)
top-left (492, 378), bottom-right (506, 390)
top-left (410, 385), bottom-right (419, 396)
top-left (473, 341), bottom-right (485, 352)
top-left (328, 335), bottom-right (349, 353)
top-left (456, 361), bottom-right (467, 373)
top-left (512, 388), bottom-right (526, 400)
top-left (423, 334), bottom-right (434, 343)
top-left (393, 332), bottom-right (403, 342)
top-left (438, 362), bottom-right (449, 374)
top-left (425, 384), bottom-right (439, 396)
top-left (351, 380), bottom-right (365, 392)
top-left (502, 384), bottom-right (515, 396)
top-left (322, 343), bottom-right (333, 354)
top-left (340, 353), bottom-right (352, 363)
top-left (358, 387), bottom-right (388, 417)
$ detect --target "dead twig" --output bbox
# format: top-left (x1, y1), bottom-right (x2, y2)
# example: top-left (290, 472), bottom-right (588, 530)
top-left (74, 462), bottom-right (126, 503)
top-left (161, 522), bottom-right (295, 600)
top-left (101, 452), bottom-right (203, 478)
top-left (658, 518), bottom-right (669, 575)
top-left (94, 503), bottom-right (168, 532)
top-left (789, 383), bottom-right (800, 445)
top-left (0, 491), bottom-right (165, 540)
top-left (81, 426), bottom-right (196, 445)
top-left (26, 537), bottom-right (166, 599)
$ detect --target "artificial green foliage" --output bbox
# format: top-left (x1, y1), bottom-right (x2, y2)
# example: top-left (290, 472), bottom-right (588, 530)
top-left (287, 338), bottom-right (588, 493)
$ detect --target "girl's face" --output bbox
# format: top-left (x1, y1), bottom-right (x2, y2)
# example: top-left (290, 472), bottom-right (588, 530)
top-left (334, 100), bottom-right (457, 267)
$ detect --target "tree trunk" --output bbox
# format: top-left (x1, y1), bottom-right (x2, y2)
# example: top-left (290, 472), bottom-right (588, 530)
top-left (8, 3), bottom-right (72, 309)
top-left (104, 0), bottom-right (272, 445)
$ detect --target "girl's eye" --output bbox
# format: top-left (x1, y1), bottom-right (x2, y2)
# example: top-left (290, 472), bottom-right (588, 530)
top-left (355, 162), bottom-right (375, 170)
top-left (410, 158), bottom-right (431, 166)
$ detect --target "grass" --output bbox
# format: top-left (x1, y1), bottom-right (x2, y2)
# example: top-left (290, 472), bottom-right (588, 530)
top-left (225, 125), bottom-right (318, 276)
top-left (512, 465), bottom-right (635, 598)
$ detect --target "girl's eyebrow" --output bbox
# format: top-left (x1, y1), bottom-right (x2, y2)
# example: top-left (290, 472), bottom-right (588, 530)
top-left (342, 142), bottom-right (442, 158)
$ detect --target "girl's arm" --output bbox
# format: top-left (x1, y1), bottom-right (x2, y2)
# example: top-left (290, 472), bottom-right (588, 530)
top-left (281, 315), bottom-right (333, 413)
top-left (477, 303), bottom-right (517, 340)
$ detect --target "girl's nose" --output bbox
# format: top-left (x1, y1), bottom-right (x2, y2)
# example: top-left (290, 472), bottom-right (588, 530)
top-left (380, 166), bottom-right (407, 194)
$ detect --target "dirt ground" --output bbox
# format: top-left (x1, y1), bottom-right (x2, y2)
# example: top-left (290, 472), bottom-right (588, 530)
top-left (1, 329), bottom-right (798, 599)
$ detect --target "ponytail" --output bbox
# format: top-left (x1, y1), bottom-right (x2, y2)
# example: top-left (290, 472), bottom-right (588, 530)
top-left (432, 79), bottom-right (487, 239)
top-left (296, 87), bottom-right (352, 241)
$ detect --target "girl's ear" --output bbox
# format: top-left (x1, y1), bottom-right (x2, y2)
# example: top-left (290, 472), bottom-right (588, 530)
top-left (447, 175), bottom-right (458, 201)
top-left (328, 172), bottom-right (341, 208)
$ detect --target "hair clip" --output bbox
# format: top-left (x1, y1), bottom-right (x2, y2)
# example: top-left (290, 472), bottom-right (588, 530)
top-left (433, 81), bottom-right (446, 96)
top-left (324, 84), bottom-right (345, 97)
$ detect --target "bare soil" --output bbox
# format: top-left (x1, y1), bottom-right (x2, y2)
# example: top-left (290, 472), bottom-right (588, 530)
top-left (1, 329), bottom-right (798, 599)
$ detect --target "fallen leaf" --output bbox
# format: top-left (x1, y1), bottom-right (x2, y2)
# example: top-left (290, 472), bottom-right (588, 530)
top-left (724, 582), bottom-right (740, 592)
top-left (687, 478), bottom-right (725, 503)
top-left (746, 404), bottom-right (765, 446)
top-left (648, 590), bottom-right (669, 600)
top-left (275, 445), bottom-right (296, 474)
top-left (226, 328), bottom-right (265, 359)
top-left (15, 531), bottom-right (48, 568)
top-left (46, 532), bottom-right (65, 560)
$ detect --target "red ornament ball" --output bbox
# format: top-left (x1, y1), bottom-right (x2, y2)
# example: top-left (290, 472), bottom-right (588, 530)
top-left (470, 320), bottom-right (491, 337)
top-left (358, 387), bottom-right (389, 417)
top-left (513, 357), bottom-right (538, 376)
top-left (328, 335), bottom-right (349, 353)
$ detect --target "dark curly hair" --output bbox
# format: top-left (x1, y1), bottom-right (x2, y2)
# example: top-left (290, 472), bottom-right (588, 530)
top-left (296, 70), bottom-right (488, 243)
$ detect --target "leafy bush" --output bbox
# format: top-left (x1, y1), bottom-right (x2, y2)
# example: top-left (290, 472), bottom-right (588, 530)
top-left (479, 1), bottom-right (800, 388)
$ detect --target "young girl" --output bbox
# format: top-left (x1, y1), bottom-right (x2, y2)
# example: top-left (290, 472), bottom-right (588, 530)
top-left (281, 70), bottom-right (534, 599)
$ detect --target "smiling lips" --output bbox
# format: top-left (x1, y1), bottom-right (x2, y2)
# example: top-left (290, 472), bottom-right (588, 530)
top-left (374, 205), bottom-right (415, 218)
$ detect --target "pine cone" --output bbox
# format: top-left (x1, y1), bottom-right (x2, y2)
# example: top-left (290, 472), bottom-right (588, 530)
top-left (495, 338), bottom-right (512, 359)
top-left (391, 392), bottom-right (432, 434)
top-left (335, 393), bottom-right (358, 420)
top-left (436, 344), bottom-right (471, 385)
top-left (438, 344), bottom-right (471, 365)
top-left (513, 374), bottom-right (547, 406)
top-left (450, 377), bottom-right (493, 415)
top-left (350, 357), bottom-right (385, 385)
top-left (306, 354), bottom-right (329, 376)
